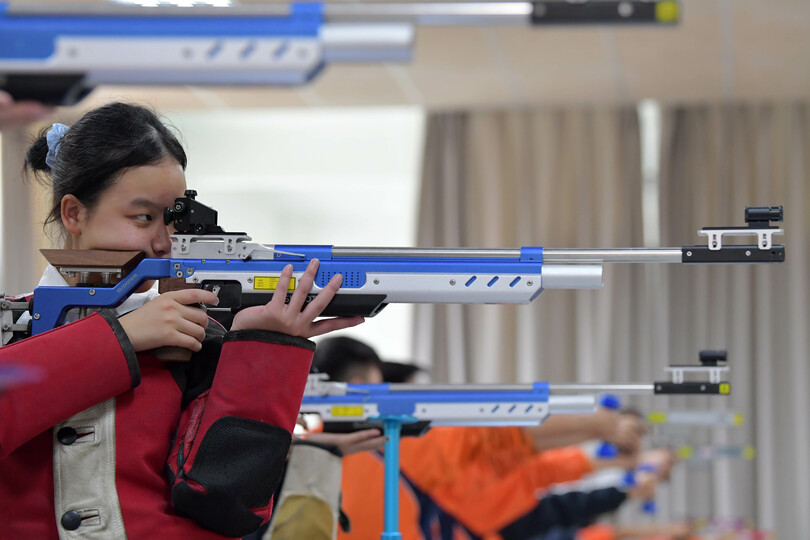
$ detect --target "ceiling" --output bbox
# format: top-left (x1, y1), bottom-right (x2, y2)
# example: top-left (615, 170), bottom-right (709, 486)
top-left (29, 0), bottom-right (810, 110)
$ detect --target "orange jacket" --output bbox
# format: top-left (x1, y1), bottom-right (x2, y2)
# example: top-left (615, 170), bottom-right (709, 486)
top-left (400, 427), bottom-right (594, 537)
top-left (338, 451), bottom-right (425, 540)
top-left (577, 525), bottom-right (616, 540)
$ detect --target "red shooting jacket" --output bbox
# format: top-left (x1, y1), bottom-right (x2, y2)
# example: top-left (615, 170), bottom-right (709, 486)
top-left (0, 271), bottom-right (312, 539)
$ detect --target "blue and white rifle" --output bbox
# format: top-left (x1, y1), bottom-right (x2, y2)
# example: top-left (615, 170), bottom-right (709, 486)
top-left (567, 351), bottom-right (733, 459)
top-left (301, 377), bottom-right (600, 539)
top-left (302, 349), bottom-right (733, 431)
top-left (299, 352), bottom-right (731, 539)
top-left (0, 1), bottom-right (680, 105)
top-left (0, 192), bottom-right (784, 344)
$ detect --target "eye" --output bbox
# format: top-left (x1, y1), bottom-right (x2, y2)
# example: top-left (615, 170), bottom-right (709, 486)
top-left (134, 214), bottom-right (153, 222)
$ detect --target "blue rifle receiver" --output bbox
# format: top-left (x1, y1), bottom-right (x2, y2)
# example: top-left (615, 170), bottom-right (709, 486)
top-left (0, 1), bottom-right (680, 105)
top-left (14, 192), bottom-right (783, 339)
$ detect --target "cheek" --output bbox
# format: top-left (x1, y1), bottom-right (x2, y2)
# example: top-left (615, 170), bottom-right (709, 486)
top-left (85, 222), bottom-right (153, 252)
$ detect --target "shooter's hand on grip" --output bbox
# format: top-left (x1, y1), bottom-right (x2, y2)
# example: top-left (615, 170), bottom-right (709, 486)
top-left (119, 289), bottom-right (217, 355)
top-left (596, 408), bottom-right (647, 455)
top-left (231, 259), bottom-right (364, 338)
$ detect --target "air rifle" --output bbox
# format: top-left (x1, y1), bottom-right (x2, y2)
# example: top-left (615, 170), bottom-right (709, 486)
top-left (0, 1), bottom-right (681, 105)
top-left (304, 350), bottom-right (733, 430)
top-left (300, 376), bottom-right (595, 540)
top-left (301, 351), bottom-right (732, 435)
top-left (648, 409), bottom-right (744, 448)
top-left (0, 192), bottom-right (784, 345)
top-left (300, 352), bottom-right (731, 539)
top-left (676, 444), bottom-right (757, 464)
top-left (573, 351), bottom-right (730, 516)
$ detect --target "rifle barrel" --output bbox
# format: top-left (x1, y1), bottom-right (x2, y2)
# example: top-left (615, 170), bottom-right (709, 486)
top-left (550, 384), bottom-right (656, 394)
top-left (332, 247), bottom-right (682, 262)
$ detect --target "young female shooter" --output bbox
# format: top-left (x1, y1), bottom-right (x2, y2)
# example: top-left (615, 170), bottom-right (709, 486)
top-left (0, 102), bottom-right (363, 539)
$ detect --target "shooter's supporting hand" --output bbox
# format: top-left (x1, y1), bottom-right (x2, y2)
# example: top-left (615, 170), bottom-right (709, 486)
top-left (304, 429), bottom-right (388, 455)
top-left (230, 259), bottom-right (364, 338)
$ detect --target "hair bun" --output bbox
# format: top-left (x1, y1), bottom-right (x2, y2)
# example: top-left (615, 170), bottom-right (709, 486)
top-left (25, 130), bottom-right (51, 172)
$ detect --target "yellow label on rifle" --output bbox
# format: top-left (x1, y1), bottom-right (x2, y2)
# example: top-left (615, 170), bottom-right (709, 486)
top-left (719, 383), bottom-right (731, 395)
top-left (677, 445), bottom-right (693, 460)
top-left (331, 406), bottom-right (364, 418)
top-left (253, 276), bottom-right (296, 291)
top-left (655, 1), bottom-right (680, 23)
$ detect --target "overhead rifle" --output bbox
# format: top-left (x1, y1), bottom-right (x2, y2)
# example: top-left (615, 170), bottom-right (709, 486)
top-left (0, 1), bottom-right (680, 105)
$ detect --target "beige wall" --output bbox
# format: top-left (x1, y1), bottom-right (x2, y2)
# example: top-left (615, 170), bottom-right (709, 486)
top-left (0, 126), bottom-right (51, 294)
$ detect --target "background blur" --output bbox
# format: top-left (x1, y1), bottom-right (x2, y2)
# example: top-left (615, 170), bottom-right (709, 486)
top-left (1, 0), bottom-right (808, 537)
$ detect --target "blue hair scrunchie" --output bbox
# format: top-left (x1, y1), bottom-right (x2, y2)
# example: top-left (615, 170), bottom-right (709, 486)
top-left (45, 123), bottom-right (69, 169)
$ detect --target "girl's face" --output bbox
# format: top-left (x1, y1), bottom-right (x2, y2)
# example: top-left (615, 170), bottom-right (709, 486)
top-left (62, 159), bottom-right (187, 258)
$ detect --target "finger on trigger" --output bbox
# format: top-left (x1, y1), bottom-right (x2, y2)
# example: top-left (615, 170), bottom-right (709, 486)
top-left (178, 304), bottom-right (210, 327)
top-left (172, 288), bottom-right (218, 306)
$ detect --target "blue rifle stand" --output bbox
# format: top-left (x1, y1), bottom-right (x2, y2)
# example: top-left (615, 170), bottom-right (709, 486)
top-left (373, 414), bottom-right (418, 540)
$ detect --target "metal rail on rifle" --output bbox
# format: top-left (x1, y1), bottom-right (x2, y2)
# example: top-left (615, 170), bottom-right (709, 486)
top-left (0, 1), bottom-right (680, 105)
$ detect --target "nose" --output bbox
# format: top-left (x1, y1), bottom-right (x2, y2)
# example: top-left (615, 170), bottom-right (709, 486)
top-left (152, 224), bottom-right (172, 258)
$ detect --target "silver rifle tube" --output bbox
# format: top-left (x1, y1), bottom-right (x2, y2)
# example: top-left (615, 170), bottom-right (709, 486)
top-left (387, 383), bottom-right (656, 394)
top-left (550, 384), bottom-right (655, 394)
top-left (542, 249), bottom-right (682, 263)
top-left (324, 2), bottom-right (533, 25)
top-left (333, 247), bottom-right (523, 258)
top-left (388, 383), bottom-right (534, 392)
top-left (9, 2), bottom-right (533, 24)
top-left (548, 395), bottom-right (597, 414)
top-left (541, 265), bottom-right (603, 289)
top-left (321, 24), bottom-right (415, 62)
top-left (331, 247), bottom-right (683, 263)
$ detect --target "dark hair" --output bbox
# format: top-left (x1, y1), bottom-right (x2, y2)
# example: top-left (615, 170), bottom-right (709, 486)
top-left (25, 102), bottom-right (187, 231)
top-left (313, 337), bottom-right (382, 383)
top-left (380, 361), bottom-right (423, 384)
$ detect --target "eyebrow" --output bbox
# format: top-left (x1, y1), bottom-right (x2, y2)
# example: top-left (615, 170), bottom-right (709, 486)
top-left (128, 198), bottom-right (160, 210)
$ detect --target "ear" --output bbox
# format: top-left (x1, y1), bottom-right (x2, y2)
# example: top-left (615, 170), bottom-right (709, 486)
top-left (60, 194), bottom-right (86, 236)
